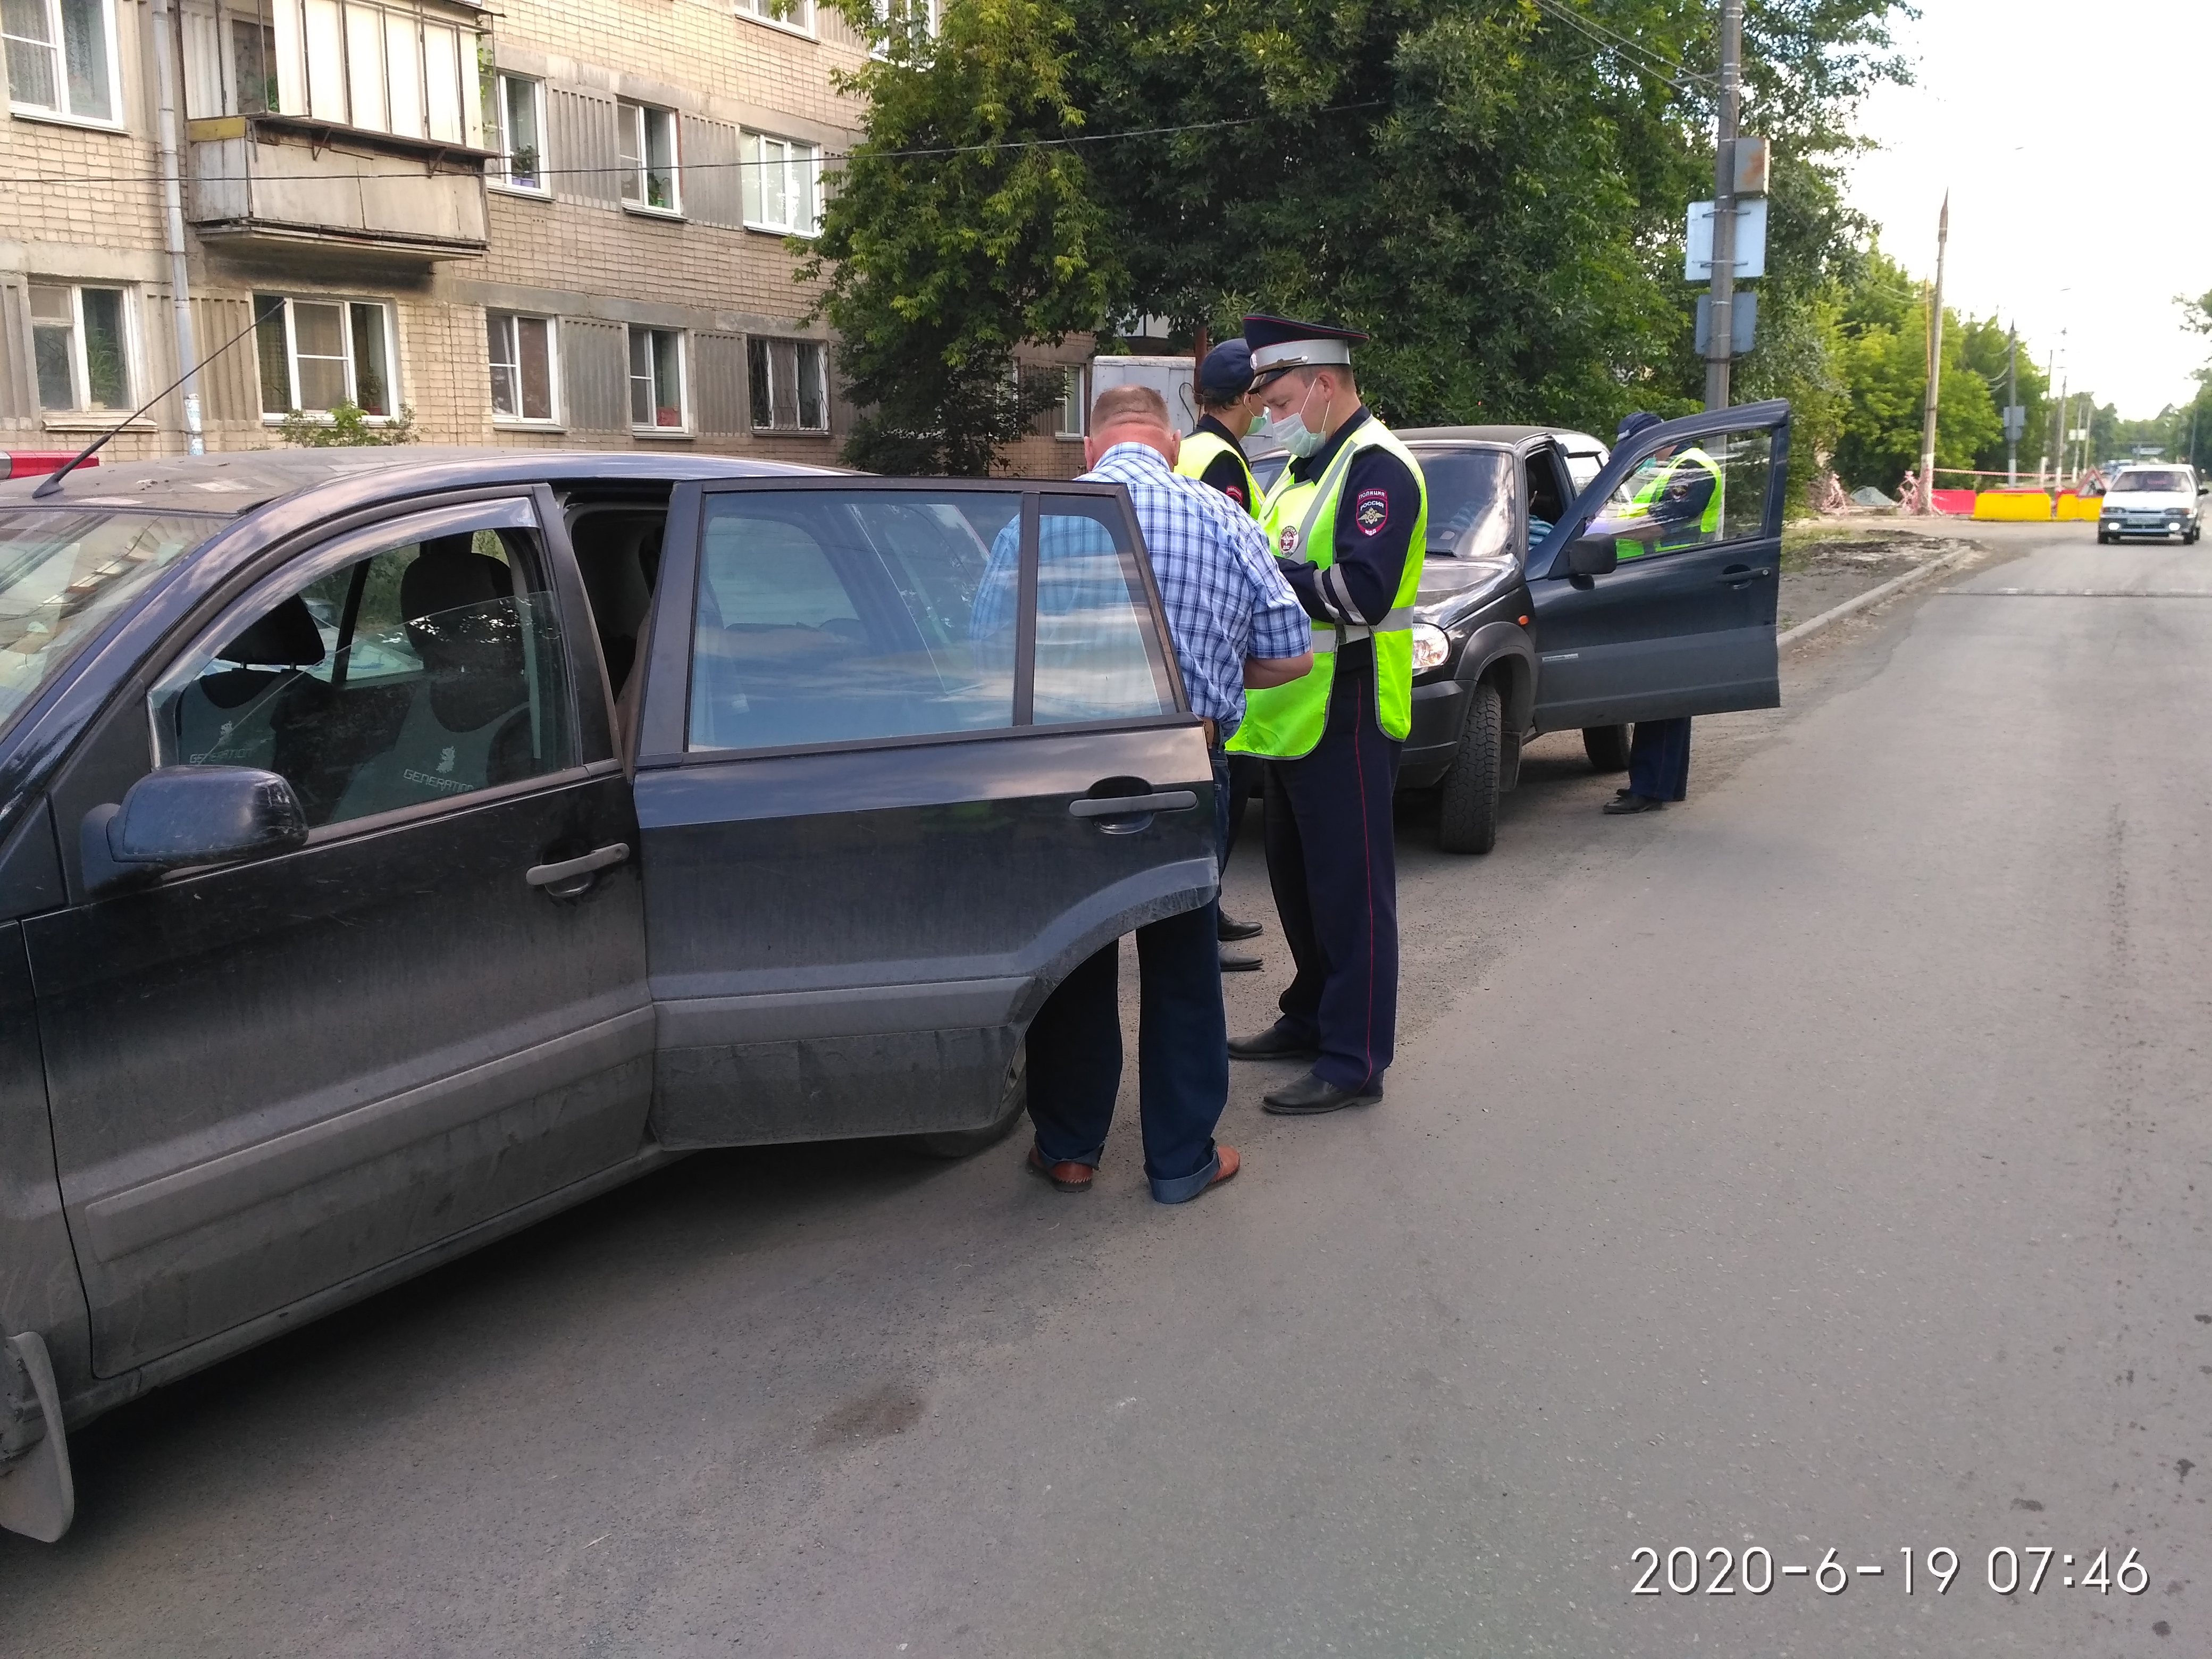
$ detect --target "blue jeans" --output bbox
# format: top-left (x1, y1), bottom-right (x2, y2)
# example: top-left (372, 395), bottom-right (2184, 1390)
top-left (1025, 752), bottom-right (1230, 1203)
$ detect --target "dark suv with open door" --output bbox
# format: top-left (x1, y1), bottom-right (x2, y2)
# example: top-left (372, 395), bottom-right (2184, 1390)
top-left (0, 448), bottom-right (1213, 1544)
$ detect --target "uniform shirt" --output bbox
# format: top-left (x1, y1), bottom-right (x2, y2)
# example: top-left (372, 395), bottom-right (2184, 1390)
top-left (1275, 406), bottom-right (1422, 638)
top-left (1191, 413), bottom-right (1259, 515)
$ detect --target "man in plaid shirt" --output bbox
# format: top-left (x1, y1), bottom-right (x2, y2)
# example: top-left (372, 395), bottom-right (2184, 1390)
top-left (1018, 383), bottom-right (1310, 1204)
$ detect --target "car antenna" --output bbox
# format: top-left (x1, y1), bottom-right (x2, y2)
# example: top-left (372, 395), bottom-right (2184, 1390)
top-left (33, 300), bottom-right (283, 501)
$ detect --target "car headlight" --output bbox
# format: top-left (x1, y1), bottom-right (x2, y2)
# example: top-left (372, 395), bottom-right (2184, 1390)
top-left (1410, 622), bottom-right (1452, 674)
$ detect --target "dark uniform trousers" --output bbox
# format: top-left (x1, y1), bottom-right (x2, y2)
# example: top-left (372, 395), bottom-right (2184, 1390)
top-left (1024, 752), bottom-right (1231, 1202)
top-left (1263, 643), bottom-right (1402, 1090)
top-left (1628, 717), bottom-right (1692, 801)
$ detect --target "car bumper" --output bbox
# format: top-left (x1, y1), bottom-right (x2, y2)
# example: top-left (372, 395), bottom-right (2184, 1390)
top-left (1397, 678), bottom-right (1467, 790)
top-left (2101, 518), bottom-right (2196, 538)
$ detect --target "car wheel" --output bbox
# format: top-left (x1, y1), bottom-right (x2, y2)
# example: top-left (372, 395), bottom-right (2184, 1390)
top-left (1437, 680), bottom-right (1503, 854)
top-left (911, 1048), bottom-right (1027, 1159)
top-left (2096, 532), bottom-right (2111, 544)
top-left (1582, 724), bottom-right (1632, 773)
top-left (2188, 527), bottom-right (2201, 545)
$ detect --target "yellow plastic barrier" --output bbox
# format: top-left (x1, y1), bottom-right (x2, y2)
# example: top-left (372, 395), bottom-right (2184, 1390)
top-left (2054, 492), bottom-right (2100, 521)
top-left (1973, 490), bottom-right (2053, 521)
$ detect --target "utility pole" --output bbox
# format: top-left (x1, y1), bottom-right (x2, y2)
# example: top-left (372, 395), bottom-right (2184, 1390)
top-left (2005, 325), bottom-right (2019, 485)
top-left (1914, 193), bottom-right (1949, 514)
top-left (148, 0), bottom-right (204, 455)
top-left (1704, 0), bottom-right (1743, 412)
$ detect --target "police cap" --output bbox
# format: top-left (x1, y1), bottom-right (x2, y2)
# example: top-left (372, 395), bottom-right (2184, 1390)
top-left (1243, 314), bottom-right (1369, 387)
top-left (1616, 409), bottom-right (1662, 445)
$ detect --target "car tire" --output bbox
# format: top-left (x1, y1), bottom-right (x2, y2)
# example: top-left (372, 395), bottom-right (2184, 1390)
top-left (1437, 680), bottom-right (1503, 854)
top-left (2096, 532), bottom-right (2111, 544)
top-left (1582, 724), bottom-right (1632, 773)
top-left (2188, 527), bottom-right (2201, 545)
top-left (911, 1048), bottom-right (1027, 1159)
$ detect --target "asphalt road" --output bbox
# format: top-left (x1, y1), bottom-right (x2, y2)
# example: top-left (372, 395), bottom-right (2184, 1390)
top-left (4, 521), bottom-right (2206, 1656)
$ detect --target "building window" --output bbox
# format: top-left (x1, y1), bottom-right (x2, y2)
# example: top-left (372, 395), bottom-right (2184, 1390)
top-left (230, 13), bottom-right (273, 112)
top-left (254, 294), bottom-right (398, 418)
top-left (487, 312), bottom-right (556, 423)
top-left (4, 0), bottom-right (120, 124)
top-left (740, 132), bottom-right (820, 236)
top-left (1056, 366), bottom-right (1086, 438)
top-left (486, 71), bottom-right (545, 193)
top-left (747, 338), bottom-right (827, 433)
top-left (868, 0), bottom-right (934, 53)
top-left (618, 100), bottom-right (681, 214)
top-left (29, 283), bottom-right (130, 412)
top-left (179, 2), bottom-right (278, 120)
top-left (628, 326), bottom-right (686, 431)
top-left (735, 0), bottom-right (813, 34)
top-left (277, 0), bottom-right (472, 143)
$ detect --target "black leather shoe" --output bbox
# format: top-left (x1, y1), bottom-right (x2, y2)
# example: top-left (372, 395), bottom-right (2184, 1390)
top-left (1218, 911), bottom-right (1264, 942)
top-left (1603, 792), bottom-right (1665, 815)
top-left (1228, 1022), bottom-right (1319, 1061)
top-left (1262, 1071), bottom-right (1384, 1115)
top-left (1220, 945), bottom-right (1262, 973)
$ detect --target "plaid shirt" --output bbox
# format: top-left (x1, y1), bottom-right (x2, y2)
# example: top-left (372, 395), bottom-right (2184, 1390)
top-left (1081, 443), bottom-right (1307, 735)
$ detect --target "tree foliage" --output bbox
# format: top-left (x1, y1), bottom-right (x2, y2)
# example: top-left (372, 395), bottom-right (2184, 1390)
top-left (814, 0), bottom-right (1909, 473)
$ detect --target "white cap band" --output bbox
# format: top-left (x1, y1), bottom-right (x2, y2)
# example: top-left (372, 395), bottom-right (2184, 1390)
top-left (1249, 339), bottom-right (1354, 373)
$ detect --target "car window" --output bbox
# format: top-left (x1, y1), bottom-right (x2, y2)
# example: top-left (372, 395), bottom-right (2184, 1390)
top-left (689, 489), bottom-right (1021, 751)
top-left (2114, 469), bottom-right (2188, 493)
top-left (1025, 497), bottom-right (1178, 726)
top-left (150, 517), bottom-right (576, 828)
top-left (1417, 450), bottom-right (1514, 560)
top-left (1595, 427), bottom-right (1773, 561)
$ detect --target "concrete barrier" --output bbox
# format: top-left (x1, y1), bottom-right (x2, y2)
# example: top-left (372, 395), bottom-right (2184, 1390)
top-left (1974, 490), bottom-right (2054, 521)
top-left (1931, 488), bottom-right (1976, 516)
top-left (2055, 491), bottom-right (2100, 521)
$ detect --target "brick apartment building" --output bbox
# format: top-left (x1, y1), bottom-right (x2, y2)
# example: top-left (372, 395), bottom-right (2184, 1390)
top-left (1, 0), bottom-right (903, 464)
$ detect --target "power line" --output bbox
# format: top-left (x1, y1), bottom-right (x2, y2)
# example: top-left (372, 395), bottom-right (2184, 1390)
top-left (2, 99), bottom-right (1388, 188)
top-left (1527, 0), bottom-right (1716, 94)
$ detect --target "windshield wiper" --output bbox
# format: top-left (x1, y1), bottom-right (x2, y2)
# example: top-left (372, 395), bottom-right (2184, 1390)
top-left (33, 301), bottom-right (282, 501)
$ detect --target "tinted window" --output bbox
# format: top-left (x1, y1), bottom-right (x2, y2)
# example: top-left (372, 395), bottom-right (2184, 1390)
top-left (1025, 498), bottom-right (1177, 726)
top-left (1418, 450), bottom-right (1514, 559)
top-left (690, 489), bottom-right (1020, 750)
top-left (151, 520), bottom-right (576, 827)
top-left (1598, 429), bottom-right (1772, 560)
top-left (2114, 469), bottom-right (2189, 493)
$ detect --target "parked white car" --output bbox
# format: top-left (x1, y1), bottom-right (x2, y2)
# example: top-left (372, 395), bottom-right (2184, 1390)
top-left (2097, 465), bottom-right (2203, 544)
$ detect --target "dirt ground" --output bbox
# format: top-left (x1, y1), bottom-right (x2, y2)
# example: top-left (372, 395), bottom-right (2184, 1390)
top-left (1776, 520), bottom-right (1981, 631)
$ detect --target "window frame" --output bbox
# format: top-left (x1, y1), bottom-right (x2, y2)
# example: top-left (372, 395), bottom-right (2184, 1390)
top-left (254, 293), bottom-right (402, 423)
top-left (5, 0), bottom-right (124, 128)
top-left (1055, 365), bottom-right (1086, 440)
top-left (143, 494), bottom-right (592, 844)
top-left (733, 0), bottom-right (815, 39)
top-left (867, 0), bottom-right (935, 56)
top-left (739, 129), bottom-right (821, 236)
top-left (485, 309), bottom-right (560, 427)
top-left (626, 324), bottom-right (689, 435)
top-left (617, 98), bottom-right (683, 217)
top-left (487, 69), bottom-right (548, 196)
top-left (745, 336), bottom-right (829, 434)
top-left (633, 479), bottom-right (1194, 767)
top-left (28, 280), bottom-right (137, 417)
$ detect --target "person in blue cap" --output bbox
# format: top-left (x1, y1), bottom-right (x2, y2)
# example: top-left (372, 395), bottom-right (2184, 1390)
top-left (1225, 313), bottom-right (1429, 1116)
top-left (1594, 409), bottom-right (1715, 814)
top-left (1176, 338), bottom-right (1271, 970)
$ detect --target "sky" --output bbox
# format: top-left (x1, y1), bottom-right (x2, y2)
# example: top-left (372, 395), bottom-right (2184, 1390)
top-left (1841, 0), bottom-right (2212, 417)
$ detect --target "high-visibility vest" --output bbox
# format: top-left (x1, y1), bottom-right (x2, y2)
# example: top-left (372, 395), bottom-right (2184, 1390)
top-left (1174, 429), bottom-right (1261, 517)
top-left (1228, 419), bottom-right (1428, 758)
top-left (1618, 447), bottom-right (1723, 559)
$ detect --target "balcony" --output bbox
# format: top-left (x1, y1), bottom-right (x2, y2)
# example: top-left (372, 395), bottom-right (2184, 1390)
top-left (186, 114), bottom-right (490, 259)
top-left (179, 0), bottom-right (491, 259)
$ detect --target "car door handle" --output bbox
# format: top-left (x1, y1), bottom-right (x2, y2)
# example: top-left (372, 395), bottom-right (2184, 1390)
top-left (1717, 565), bottom-right (1773, 584)
top-left (526, 841), bottom-right (630, 887)
top-left (1069, 791), bottom-right (1199, 818)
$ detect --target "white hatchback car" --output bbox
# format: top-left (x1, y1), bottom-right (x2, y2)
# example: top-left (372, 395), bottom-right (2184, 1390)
top-left (2098, 464), bottom-right (2203, 544)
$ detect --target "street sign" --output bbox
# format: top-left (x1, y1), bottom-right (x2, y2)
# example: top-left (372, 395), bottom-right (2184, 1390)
top-left (2001, 404), bottom-right (2027, 441)
top-left (1694, 291), bottom-right (1758, 354)
top-left (1685, 199), bottom-right (1769, 281)
top-left (1731, 136), bottom-right (1770, 196)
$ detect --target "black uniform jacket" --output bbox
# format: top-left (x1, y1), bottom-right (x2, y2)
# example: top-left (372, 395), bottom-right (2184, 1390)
top-left (1191, 413), bottom-right (1259, 515)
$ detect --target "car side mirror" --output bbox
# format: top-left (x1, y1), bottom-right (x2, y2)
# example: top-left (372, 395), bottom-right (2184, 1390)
top-left (82, 767), bottom-right (307, 891)
top-left (1564, 534), bottom-right (1619, 578)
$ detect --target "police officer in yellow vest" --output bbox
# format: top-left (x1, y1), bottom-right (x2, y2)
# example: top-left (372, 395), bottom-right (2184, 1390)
top-left (1225, 314), bottom-right (1429, 1114)
top-left (1177, 338), bottom-right (1272, 971)
top-left (1596, 409), bottom-right (1722, 814)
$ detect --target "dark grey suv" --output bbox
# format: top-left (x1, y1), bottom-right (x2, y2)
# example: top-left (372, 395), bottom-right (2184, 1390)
top-left (1262, 404), bottom-right (1790, 851)
top-left (0, 448), bottom-right (1214, 1542)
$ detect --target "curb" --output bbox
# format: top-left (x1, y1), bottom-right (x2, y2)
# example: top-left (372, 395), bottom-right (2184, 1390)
top-left (1777, 543), bottom-right (1983, 651)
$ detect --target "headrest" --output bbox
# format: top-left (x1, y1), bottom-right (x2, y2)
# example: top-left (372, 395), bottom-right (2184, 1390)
top-left (218, 594), bottom-right (325, 668)
top-left (400, 537), bottom-right (510, 627)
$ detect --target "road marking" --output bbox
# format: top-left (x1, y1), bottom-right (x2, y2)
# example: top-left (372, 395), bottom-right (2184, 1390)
top-left (1934, 588), bottom-right (2212, 598)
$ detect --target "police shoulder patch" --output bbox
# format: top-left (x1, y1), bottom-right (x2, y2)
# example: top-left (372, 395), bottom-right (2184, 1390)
top-left (1226, 484), bottom-right (1246, 508)
top-left (1354, 488), bottom-right (1390, 535)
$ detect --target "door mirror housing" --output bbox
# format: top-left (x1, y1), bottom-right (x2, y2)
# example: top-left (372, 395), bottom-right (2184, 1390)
top-left (1564, 533), bottom-right (1619, 577)
top-left (92, 767), bottom-right (308, 882)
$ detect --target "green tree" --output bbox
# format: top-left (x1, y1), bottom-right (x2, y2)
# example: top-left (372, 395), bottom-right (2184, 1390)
top-left (1827, 249), bottom-right (2002, 490)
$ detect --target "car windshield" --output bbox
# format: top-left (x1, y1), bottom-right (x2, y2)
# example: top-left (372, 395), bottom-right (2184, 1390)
top-left (0, 508), bottom-right (221, 742)
top-left (1422, 450), bottom-right (1514, 559)
top-left (2114, 470), bottom-right (2189, 493)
